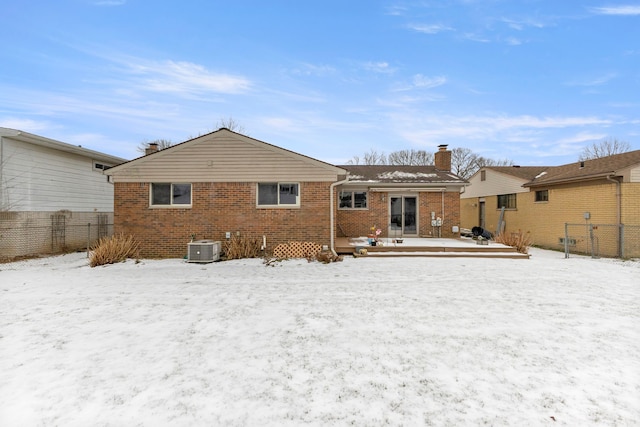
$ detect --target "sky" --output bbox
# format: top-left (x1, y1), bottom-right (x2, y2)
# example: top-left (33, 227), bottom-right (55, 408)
top-left (1, 1), bottom-right (639, 166)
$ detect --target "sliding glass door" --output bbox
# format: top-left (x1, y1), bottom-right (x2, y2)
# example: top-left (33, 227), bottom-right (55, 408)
top-left (390, 196), bottom-right (417, 236)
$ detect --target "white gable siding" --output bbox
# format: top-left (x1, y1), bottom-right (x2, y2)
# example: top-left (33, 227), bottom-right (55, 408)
top-left (109, 132), bottom-right (344, 183)
top-left (2, 138), bottom-right (114, 212)
top-left (462, 169), bottom-right (530, 199)
top-left (630, 165), bottom-right (640, 183)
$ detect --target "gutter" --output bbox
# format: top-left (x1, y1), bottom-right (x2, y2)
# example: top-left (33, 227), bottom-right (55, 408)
top-left (329, 176), bottom-right (350, 256)
top-left (606, 173), bottom-right (622, 257)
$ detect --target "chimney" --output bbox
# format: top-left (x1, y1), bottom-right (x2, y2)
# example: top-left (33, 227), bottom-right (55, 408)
top-left (434, 144), bottom-right (451, 172)
top-left (145, 142), bottom-right (159, 155)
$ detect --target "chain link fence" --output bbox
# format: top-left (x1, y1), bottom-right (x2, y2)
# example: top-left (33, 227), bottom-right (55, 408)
top-left (564, 223), bottom-right (640, 259)
top-left (0, 212), bottom-right (114, 260)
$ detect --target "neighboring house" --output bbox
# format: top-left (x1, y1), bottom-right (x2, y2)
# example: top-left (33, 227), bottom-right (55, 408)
top-left (460, 166), bottom-right (549, 233)
top-left (106, 129), bottom-right (467, 258)
top-left (0, 128), bottom-right (126, 258)
top-left (461, 150), bottom-right (640, 257)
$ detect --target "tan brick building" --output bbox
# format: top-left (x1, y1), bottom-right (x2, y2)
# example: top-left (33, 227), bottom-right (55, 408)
top-left (461, 150), bottom-right (640, 257)
top-left (106, 129), bottom-right (466, 258)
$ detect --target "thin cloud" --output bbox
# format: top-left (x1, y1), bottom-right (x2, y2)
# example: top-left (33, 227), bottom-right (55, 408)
top-left (555, 132), bottom-right (608, 144)
top-left (129, 60), bottom-right (252, 96)
top-left (412, 75), bottom-right (447, 89)
top-left (386, 5), bottom-right (407, 16)
top-left (505, 37), bottom-right (523, 46)
top-left (290, 62), bottom-right (336, 77)
top-left (462, 33), bottom-right (491, 43)
top-left (407, 23), bottom-right (454, 34)
top-left (393, 114), bottom-right (613, 148)
top-left (566, 73), bottom-right (618, 87)
top-left (391, 75), bottom-right (447, 92)
top-left (0, 117), bottom-right (55, 132)
top-left (590, 5), bottom-right (640, 15)
top-left (501, 17), bottom-right (549, 30)
top-left (363, 61), bottom-right (397, 74)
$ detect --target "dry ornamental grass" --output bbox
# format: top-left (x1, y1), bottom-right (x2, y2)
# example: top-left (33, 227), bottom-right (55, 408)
top-left (89, 234), bottom-right (140, 267)
top-left (495, 229), bottom-right (533, 254)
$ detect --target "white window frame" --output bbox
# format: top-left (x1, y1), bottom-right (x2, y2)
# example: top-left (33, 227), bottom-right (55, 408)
top-left (257, 182), bottom-right (300, 208)
top-left (150, 183), bottom-right (192, 208)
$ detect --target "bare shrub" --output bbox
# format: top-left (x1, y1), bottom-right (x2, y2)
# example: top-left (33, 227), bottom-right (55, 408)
top-left (90, 234), bottom-right (140, 267)
top-left (495, 230), bottom-right (533, 254)
top-left (223, 235), bottom-right (263, 260)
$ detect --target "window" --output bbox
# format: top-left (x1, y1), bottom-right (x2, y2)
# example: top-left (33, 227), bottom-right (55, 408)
top-left (151, 183), bottom-right (191, 206)
top-left (339, 191), bottom-right (368, 209)
top-left (535, 190), bottom-right (549, 202)
top-left (93, 161), bottom-right (113, 171)
top-left (497, 193), bottom-right (516, 209)
top-left (257, 183), bottom-right (299, 206)
top-left (480, 170), bottom-right (486, 181)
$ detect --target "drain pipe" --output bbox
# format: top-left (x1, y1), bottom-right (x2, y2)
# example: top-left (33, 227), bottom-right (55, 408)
top-left (330, 177), bottom-right (349, 256)
top-left (440, 189), bottom-right (445, 238)
top-left (606, 174), bottom-right (622, 257)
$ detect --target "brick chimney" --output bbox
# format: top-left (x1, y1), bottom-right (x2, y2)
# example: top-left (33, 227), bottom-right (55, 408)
top-left (145, 142), bottom-right (159, 155)
top-left (434, 144), bottom-right (451, 171)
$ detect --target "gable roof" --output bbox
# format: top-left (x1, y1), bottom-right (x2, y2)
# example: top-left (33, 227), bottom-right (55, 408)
top-left (482, 166), bottom-right (549, 182)
top-left (340, 165), bottom-right (467, 186)
top-left (524, 149), bottom-right (640, 187)
top-left (106, 128), bottom-right (347, 182)
top-left (0, 127), bottom-right (126, 165)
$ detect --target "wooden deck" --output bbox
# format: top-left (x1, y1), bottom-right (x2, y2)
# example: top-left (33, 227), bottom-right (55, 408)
top-left (335, 237), bottom-right (530, 259)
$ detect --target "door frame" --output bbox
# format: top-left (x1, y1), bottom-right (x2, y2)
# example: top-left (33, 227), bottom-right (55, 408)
top-left (389, 194), bottom-right (419, 237)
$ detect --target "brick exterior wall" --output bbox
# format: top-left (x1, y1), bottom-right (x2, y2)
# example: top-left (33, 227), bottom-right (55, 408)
top-left (114, 182), bottom-right (333, 258)
top-left (336, 191), bottom-right (460, 238)
top-left (460, 179), bottom-right (639, 253)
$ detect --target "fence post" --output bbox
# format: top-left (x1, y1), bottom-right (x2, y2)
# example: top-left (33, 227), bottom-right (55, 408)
top-left (564, 223), bottom-right (569, 258)
top-left (87, 223), bottom-right (91, 258)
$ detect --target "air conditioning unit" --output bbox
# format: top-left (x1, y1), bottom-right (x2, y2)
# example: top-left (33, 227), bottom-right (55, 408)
top-left (187, 240), bottom-right (221, 263)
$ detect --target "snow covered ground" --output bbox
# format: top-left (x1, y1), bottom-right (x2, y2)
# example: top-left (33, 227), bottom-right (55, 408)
top-left (1, 249), bottom-right (638, 426)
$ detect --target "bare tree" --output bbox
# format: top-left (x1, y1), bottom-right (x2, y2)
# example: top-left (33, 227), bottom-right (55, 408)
top-left (347, 146), bottom-right (511, 179)
top-left (579, 138), bottom-right (631, 161)
top-left (347, 149), bottom-right (386, 165)
top-left (450, 147), bottom-right (480, 179)
top-left (215, 116), bottom-right (247, 134)
top-left (137, 139), bottom-right (173, 154)
top-left (388, 149), bottom-right (433, 166)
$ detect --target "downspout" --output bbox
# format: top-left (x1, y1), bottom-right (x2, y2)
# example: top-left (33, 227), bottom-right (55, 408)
top-left (606, 174), bottom-right (622, 257)
top-left (330, 176), bottom-right (349, 256)
top-left (440, 189), bottom-right (445, 238)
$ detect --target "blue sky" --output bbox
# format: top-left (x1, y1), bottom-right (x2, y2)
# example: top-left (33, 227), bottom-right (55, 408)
top-left (1, 1), bottom-right (639, 165)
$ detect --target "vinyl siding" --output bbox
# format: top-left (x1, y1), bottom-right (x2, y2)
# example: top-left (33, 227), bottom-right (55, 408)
top-left (461, 169), bottom-right (530, 199)
top-left (109, 131), bottom-right (344, 183)
top-left (630, 165), bottom-right (640, 183)
top-left (1, 137), bottom-right (115, 212)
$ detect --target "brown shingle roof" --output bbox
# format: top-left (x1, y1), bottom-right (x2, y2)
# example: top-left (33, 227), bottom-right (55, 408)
top-left (340, 165), bottom-right (466, 185)
top-left (524, 149), bottom-right (640, 187)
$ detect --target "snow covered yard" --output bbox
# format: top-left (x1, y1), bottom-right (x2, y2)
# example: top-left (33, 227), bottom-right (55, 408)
top-left (1, 249), bottom-right (638, 426)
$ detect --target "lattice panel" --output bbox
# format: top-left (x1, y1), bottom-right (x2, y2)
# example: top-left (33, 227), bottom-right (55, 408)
top-left (273, 241), bottom-right (322, 259)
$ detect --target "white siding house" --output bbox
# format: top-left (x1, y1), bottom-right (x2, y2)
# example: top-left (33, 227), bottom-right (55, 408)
top-left (0, 128), bottom-right (126, 258)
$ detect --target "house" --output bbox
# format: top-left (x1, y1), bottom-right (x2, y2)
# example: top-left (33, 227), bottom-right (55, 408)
top-left (106, 129), bottom-right (467, 258)
top-left (460, 166), bottom-right (549, 233)
top-left (461, 150), bottom-right (640, 257)
top-left (0, 128), bottom-right (127, 258)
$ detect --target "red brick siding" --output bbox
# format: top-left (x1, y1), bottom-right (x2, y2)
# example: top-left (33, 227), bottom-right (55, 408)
top-left (336, 191), bottom-right (460, 238)
top-left (114, 182), bottom-right (332, 258)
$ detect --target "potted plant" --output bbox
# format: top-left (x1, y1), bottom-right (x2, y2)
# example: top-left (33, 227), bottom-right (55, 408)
top-left (368, 225), bottom-right (382, 246)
